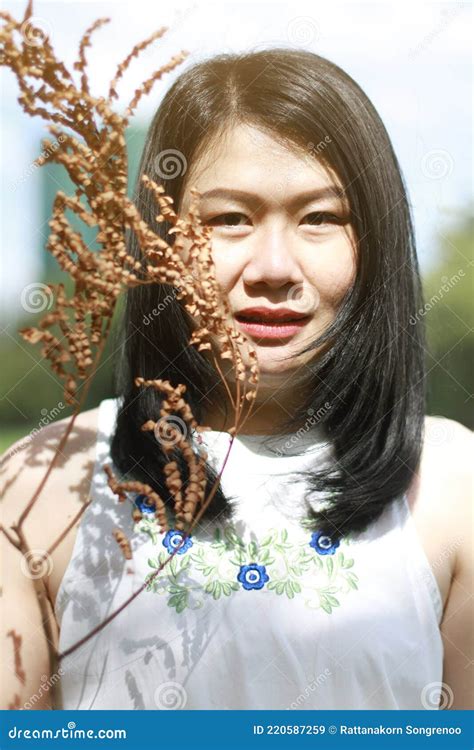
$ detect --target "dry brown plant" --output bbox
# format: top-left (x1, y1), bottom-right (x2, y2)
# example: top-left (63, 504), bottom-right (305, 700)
top-left (0, 1), bottom-right (259, 709)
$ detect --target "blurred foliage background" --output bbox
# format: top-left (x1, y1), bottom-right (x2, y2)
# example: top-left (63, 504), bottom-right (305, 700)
top-left (423, 213), bottom-right (473, 426)
top-left (0, 126), bottom-right (472, 454)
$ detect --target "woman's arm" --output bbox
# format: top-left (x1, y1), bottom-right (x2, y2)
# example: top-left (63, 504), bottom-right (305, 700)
top-left (1, 518), bottom-right (55, 709)
top-left (0, 410), bottom-right (98, 709)
top-left (1, 444), bottom-right (57, 710)
top-left (439, 421), bottom-right (473, 709)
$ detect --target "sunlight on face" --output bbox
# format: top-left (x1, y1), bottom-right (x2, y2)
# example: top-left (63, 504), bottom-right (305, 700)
top-left (179, 123), bottom-right (357, 389)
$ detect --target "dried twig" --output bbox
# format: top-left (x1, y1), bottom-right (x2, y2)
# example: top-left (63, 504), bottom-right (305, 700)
top-left (1, 0), bottom-right (260, 709)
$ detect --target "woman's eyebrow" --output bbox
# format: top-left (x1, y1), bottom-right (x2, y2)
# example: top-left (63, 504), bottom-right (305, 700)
top-left (198, 186), bottom-right (346, 208)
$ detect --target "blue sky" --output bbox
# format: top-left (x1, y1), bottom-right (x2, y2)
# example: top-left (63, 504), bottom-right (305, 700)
top-left (1, 0), bottom-right (471, 319)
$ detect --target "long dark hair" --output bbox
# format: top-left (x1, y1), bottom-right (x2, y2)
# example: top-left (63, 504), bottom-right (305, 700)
top-left (110, 48), bottom-right (426, 541)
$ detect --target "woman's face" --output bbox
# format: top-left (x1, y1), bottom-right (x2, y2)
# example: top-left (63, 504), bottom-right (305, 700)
top-left (179, 123), bottom-right (357, 393)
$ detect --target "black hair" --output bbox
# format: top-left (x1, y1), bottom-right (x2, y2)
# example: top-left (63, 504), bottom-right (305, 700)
top-left (110, 48), bottom-right (426, 542)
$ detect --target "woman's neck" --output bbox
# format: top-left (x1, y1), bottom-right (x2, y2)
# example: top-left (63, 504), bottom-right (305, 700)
top-left (202, 390), bottom-right (301, 436)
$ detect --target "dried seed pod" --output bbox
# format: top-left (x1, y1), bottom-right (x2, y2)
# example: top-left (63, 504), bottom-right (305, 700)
top-left (2, 0), bottom-right (260, 558)
top-left (113, 528), bottom-right (132, 560)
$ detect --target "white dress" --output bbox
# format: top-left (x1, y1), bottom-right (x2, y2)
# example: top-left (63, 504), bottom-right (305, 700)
top-left (55, 398), bottom-right (444, 710)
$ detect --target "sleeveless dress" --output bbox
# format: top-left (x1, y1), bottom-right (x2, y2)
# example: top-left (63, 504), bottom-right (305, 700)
top-left (54, 397), bottom-right (444, 710)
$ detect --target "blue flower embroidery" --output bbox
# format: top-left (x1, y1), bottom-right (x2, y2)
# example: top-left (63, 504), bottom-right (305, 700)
top-left (162, 529), bottom-right (193, 555)
top-left (237, 563), bottom-right (270, 591)
top-left (134, 494), bottom-right (155, 515)
top-left (309, 532), bottom-right (340, 555)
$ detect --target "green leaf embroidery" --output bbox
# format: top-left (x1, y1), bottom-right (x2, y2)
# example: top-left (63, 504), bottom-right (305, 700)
top-left (248, 540), bottom-right (258, 560)
top-left (345, 572), bottom-right (359, 590)
top-left (144, 522), bottom-right (359, 614)
top-left (326, 556), bottom-right (334, 577)
top-left (285, 581), bottom-right (295, 599)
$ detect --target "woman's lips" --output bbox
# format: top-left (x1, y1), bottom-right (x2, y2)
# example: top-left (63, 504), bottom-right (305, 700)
top-left (234, 315), bottom-right (310, 339)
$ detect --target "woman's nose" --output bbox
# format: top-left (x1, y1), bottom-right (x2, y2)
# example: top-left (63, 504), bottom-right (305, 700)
top-left (241, 225), bottom-right (302, 289)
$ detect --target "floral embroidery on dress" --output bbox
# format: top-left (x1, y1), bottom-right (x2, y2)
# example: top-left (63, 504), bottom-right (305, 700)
top-left (134, 494), bottom-right (156, 515)
top-left (237, 563), bottom-right (270, 590)
top-left (136, 510), bottom-right (359, 615)
top-left (162, 529), bottom-right (193, 555)
top-left (309, 531), bottom-right (340, 555)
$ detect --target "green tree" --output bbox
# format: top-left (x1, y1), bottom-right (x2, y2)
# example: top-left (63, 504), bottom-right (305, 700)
top-left (424, 212), bottom-right (473, 429)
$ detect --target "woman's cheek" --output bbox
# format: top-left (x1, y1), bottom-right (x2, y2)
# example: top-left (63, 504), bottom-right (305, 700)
top-left (209, 246), bottom-right (244, 292)
top-left (303, 239), bottom-right (357, 309)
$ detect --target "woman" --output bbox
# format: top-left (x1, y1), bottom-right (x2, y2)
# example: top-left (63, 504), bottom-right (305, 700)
top-left (1, 49), bottom-right (472, 711)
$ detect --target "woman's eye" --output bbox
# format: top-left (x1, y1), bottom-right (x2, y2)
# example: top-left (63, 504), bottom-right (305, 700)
top-left (206, 212), bottom-right (250, 227)
top-left (302, 211), bottom-right (340, 226)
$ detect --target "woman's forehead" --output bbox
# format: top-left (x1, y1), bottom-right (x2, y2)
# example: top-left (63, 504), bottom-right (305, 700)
top-left (181, 123), bottom-right (343, 210)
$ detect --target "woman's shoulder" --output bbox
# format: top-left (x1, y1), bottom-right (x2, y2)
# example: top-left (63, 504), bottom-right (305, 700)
top-left (416, 414), bottom-right (472, 564)
top-left (422, 415), bottom-right (472, 486)
top-left (424, 413), bottom-right (472, 446)
top-left (417, 414), bottom-right (472, 505)
top-left (409, 415), bottom-right (471, 534)
top-left (1, 404), bottom-right (102, 548)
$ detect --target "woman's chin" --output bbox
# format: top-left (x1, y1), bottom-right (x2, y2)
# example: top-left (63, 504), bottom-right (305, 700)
top-left (251, 359), bottom-right (299, 381)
